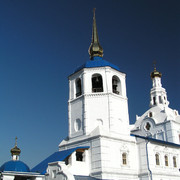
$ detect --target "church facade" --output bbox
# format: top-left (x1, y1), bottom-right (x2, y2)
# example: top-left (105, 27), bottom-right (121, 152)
top-left (1, 10), bottom-right (180, 180)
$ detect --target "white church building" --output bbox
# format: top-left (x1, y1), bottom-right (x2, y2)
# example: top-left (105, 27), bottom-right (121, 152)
top-left (1, 10), bottom-right (180, 180)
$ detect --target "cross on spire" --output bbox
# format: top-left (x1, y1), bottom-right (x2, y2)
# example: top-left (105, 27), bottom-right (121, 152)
top-left (153, 60), bottom-right (157, 71)
top-left (15, 137), bottom-right (18, 147)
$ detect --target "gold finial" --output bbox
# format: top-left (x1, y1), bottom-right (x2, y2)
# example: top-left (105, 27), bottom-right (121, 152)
top-left (10, 137), bottom-right (21, 156)
top-left (150, 61), bottom-right (162, 79)
top-left (88, 8), bottom-right (103, 60)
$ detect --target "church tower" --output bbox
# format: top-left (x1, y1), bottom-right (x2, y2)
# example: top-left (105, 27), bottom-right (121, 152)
top-left (149, 66), bottom-right (169, 107)
top-left (131, 66), bottom-right (180, 143)
top-left (68, 9), bottom-right (130, 139)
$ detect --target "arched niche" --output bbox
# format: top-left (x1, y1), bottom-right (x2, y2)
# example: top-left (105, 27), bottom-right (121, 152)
top-left (92, 74), bottom-right (103, 93)
top-left (75, 78), bottom-right (82, 97)
top-left (112, 75), bottom-right (121, 95)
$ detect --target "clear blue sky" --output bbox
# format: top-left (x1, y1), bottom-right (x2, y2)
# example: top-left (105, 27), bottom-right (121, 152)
top-left (0, 0), bottom-right (179, 168)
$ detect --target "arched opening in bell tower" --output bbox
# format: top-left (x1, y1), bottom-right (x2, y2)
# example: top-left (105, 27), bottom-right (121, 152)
top-left (75, 78), bottom-right (82, 97)
top-left (92, 74), bottom-right (103, 92)
top-left (112, 75), bottom-right (121, 95)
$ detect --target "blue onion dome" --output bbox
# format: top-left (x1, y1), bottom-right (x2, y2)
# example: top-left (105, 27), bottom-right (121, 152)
top-left (0, 137), bottom-right (30, 172)
top-left (0, 161), bottom-right (30, 172)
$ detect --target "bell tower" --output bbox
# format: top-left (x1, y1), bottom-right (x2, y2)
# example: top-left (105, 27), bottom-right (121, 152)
top-left (150, 66), bottom-right (169, 107)
top-left (68, 9), bottom-right (130, 139)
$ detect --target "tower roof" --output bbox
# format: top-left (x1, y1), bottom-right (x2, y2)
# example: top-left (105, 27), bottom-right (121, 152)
top-left (73, 9), bottom-right (120, 74)
top-left (74, 56), bottom-right (120, 73)
top-left (88, 8), bottom-right (103, 60)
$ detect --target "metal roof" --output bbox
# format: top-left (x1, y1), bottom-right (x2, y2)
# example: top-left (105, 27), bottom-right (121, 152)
top-left (31, 146), bottom-right (89, 175)
top-left (131, 134), bottom-right (180, 148)
top-left (74, 57), bottom-right (120, 73)
top-left (0, 160), bottom-right (30, 172)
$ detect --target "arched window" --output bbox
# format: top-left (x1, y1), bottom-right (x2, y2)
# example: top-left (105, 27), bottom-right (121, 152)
top-left (92, 74), bottom-right (103, 92)
top-left (155, 153), bottom-right (160, 165)
top-left (76, 78), bottom-right (82, 97)
top-left (149, 112), bottom-right (153, 117)
top-left (164, 155), bottom-right (168, 166)
top-left (112, 76), bottom-right (121, 95)
top-left (122, 153), bottom-right (127, 165)
top-left (173, 156), bottom-right (177, 167)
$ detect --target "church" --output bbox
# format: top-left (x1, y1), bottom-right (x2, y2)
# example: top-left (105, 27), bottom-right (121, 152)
top-left (0, 10), bottom-right (180, 180)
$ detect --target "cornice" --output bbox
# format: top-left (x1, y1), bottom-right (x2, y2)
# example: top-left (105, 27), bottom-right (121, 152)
top-left (59, 133), bottom-right (135, 149)
top-left (69, 93), bottom-right (127, 103)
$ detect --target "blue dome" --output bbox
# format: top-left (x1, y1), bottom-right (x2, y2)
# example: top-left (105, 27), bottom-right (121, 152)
top-left (0, 161), bottom-right (30, 172)
top-left (74, 56), bottom-right (120, 73)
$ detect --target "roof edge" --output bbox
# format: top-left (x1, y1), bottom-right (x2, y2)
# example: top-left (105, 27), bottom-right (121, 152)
top-left (131, 134), bottom-right (180, 148)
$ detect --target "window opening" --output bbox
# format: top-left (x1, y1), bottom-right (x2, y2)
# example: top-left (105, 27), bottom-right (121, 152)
top-left (159, 96), bottom-right (162, 104)
top-left (153, 97), bottom-right (156, 105)
top-left (165, 155), bottom-right (168, 166)
top-left (92, 74), bottom-right (103, 92)
top-left (145, 122), bottom-right (151, 131)
top-left (76, 149), bottom-right (85, 161)
top-left (173, 156), bottom-right (177, 167)
top-left (112, 76), bottom-right (121, 95)
top-left (76, 78), bottom-right (82, 97)
top-left (149, 112), bottom-right (152, 117)
top-left (122, 153), bottom-right (127, 165)
top-left (155, 154), bottom-right (160, 165)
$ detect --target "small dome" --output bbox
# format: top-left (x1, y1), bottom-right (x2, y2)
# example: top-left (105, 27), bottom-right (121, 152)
top-left (10, 137), bottom-right (21, 157)
top-left (0, 160), bottom-right (30, 172)
top-left (10, 146), bottom-right (21, 156)
top-left (150, 67), bottom-right (162, 79)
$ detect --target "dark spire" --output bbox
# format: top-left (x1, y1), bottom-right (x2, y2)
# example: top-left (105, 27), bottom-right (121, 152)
top-left (88, 8), bottom-right (103, 60)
